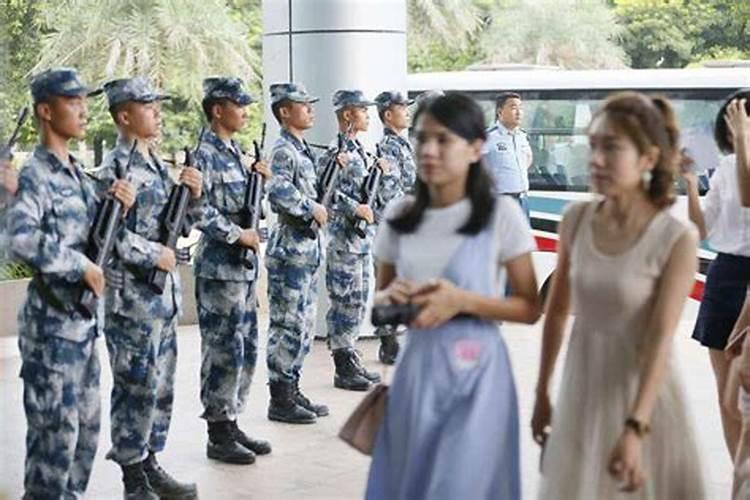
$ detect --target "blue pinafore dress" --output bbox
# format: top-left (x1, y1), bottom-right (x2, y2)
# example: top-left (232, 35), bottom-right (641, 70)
top-left (365, 217), bottom-right (521, 500)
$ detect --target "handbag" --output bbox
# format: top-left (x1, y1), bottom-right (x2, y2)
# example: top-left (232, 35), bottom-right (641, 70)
top-left (338, 383), bottom-right (388, 455)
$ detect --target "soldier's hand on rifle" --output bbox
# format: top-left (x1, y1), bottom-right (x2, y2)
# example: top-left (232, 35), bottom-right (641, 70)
top-left (82, 262), bottom-right (105, 297)
top-left (110, 179), bottom-right (136, 212)
top-left (336, 152), bottom-right (349, 168)
top-left (252, 159), bottom-right (272, 180)
top-left (180, 167), bottom-right (203, 199)
top-left (0, 160), bottom-right (18, 196)
top-left (155, 246), bottom-right (177, 272)
top-left (354, 204), bottom-right (374, 224)
top-left (238, 228), bottom-right (260, 252)
top-left (312, 202), bottom-right (328, 226)
top-left (376, 158), bottom-right (392, 174)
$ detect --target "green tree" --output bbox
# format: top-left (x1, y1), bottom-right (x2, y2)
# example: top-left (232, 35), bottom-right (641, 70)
top-left (479, 0), bottom-right (626, 69)
top-left (0, 0), bottom-right (49, 147)
top-left (31, 0), bottom-right (261, 154)
top-left (407, 0), bottom-right (489, 72)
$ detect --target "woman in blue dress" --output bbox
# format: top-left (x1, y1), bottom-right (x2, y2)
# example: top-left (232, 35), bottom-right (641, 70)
top-left (365, 93), bottom-right (541, 500)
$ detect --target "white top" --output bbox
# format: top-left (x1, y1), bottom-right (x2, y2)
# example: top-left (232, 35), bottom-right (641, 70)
top-left (704, 154), bottom-right (750, 256)
top-left (373, 196), bottom-right (536, 286)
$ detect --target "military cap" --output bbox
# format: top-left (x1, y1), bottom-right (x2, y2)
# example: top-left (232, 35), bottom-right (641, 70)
top-left (332, 90), bottom-right (375, 112)
top-left (269, 82), bottom-right (319, 105)
top-left (30, 67), bottom-right (99, 104)
top-left (103, 77), bottom-right (171, 108)
top-left (374, 90), bottom-right (414, 111)
top-left (203, 77), bottom-right (254, 106)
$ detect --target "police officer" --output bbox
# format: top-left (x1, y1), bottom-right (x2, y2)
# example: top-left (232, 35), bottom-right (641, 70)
top-left (323, 89), bottom-right (395, 391)
top-left (7, 68), bottom-right (135, 499)
top-left (481, 92), bottom-right (533, 217)
top-left (372, 90), bottom-right (416, 365)
top-left (265, 83), bottom-right (330, 423)
top-left (96, 77), bottom-right (203, 500)
top-left (192, 76), bottom-right (272, 464)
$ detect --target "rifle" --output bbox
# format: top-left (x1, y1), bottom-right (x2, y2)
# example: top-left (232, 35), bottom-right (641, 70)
top-left (240, 123), bottom-right (266, 278)
top-left (76, 141), bottom-right (137, 318)
top-left (147, 128), bottom-right (206, 294)
top-left (302, 125), bottom-right (351, 239)
top-left (0, 107), bottom-right (29, 205)
top-left (1, 107), bottom-right (29, 161)
top-left (352, 144), bottom-right (384, 238)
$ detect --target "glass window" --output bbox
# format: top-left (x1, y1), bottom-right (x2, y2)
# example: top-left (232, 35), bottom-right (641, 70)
top-left (462, 89), bottom-right (734, 194)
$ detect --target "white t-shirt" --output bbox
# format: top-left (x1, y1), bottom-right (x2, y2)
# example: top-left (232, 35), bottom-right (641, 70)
top-left (703, 154), bottom-right (750, 256)
top-left (374, 196), bottom-right (536, 288)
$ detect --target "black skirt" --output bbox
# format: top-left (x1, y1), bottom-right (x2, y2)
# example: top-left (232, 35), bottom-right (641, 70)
top-left (692, 253), bottom-right (750, 350)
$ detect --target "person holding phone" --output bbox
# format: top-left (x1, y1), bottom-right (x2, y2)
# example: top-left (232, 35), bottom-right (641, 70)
top-left (683, 90), bottom-right (750, 460)
top-left (365, 93), bottom-right (540, 500)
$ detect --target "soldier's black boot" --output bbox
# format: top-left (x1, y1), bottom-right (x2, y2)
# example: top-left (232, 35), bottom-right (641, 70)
top-left (143, 453), bottom-right (199, 499)
top-left (228, 420), bottom-right (272, 455)
top-left (121, 461), bottom-right (159, 500)
top-left (206, 421), bottom-right (256, 465)
top-left (268, 380), bottom-right (317, 424)
top-left (293, 378), bottom-right (330, 417)
top-left (352, 349), bottom-right (382, 383)
top-left (378, 334), bottom-right (399, 365)
top-left (333, 349), bottom-right (372, 391)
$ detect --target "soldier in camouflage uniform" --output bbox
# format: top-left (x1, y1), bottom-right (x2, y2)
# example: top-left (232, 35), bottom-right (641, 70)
top-left (7, 68), bottom-right (136, 500)
top-left (192, 77), bottom-right (272, 464)
top-left (372, 90), bottom-right (417, 365)
top-left (322, 90), bottom-right (397, 391)
top-left (265, 82), bottom-right (330, 424)
top-left (0, 158), bottom-right (18, 258)
top-left (94, 77), bottom-right (203, 500)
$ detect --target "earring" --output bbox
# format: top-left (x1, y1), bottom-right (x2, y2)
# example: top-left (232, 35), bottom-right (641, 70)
top-left (641, 170), bottom-right (653, 191)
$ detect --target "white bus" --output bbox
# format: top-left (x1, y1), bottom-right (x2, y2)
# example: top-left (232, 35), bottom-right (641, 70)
top-left (407, 68), bottom-right (750, 304)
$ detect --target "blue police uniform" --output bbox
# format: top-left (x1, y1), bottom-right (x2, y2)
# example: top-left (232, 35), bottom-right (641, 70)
top-left (481, 121), bottom-right (533, 217)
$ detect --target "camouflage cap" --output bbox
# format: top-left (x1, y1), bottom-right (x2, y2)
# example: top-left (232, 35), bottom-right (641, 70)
top-left (30, 67), bottom-right (99, 104)
top-left (269, 82), bottom-right (319, 105)
top-left (374, 90), bottom-right (414, 111)
top-left (103, 77), bottom-right (171, 108)
top-left (332, 90), bottom-right (375, 112)
top-left (203, 77), bottom-right (254, 106)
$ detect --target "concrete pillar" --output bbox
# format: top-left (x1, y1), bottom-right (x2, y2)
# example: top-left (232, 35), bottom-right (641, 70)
top-left (262, 0), bottom-right (408, 338)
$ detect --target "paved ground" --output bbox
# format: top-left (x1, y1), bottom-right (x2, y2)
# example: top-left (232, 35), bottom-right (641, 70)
top-left (0, 300), bottom-right (733, 499)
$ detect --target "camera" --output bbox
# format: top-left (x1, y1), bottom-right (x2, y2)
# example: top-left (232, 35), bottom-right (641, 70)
top-left (370, 303), bottom-right (420, 327)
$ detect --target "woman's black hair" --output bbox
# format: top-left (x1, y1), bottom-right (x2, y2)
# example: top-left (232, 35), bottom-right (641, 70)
top-left (715, 88), bottom-right (750, 154)
top-left (388, 92), bottom-right (495, 235)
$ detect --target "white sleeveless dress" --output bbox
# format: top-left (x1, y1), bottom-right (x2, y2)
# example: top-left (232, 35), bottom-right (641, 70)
top-left (538, 201), bottom-right (705, 499)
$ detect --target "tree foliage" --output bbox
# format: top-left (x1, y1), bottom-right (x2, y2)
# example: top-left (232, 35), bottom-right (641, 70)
top-left (615, 0), bottom-right (750, 68)
top-left (480, 0), bottom-right (627, 69)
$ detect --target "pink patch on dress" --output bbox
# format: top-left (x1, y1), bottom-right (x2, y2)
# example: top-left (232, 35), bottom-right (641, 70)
top-left (454, 340), bottom-right (482, 369)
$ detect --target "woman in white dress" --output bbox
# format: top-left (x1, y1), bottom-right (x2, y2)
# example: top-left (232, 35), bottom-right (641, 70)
top-left (531, 92), bottom-right (705, 498)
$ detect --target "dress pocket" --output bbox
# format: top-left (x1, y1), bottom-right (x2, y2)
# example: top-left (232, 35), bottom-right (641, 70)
top-left (20, 360), bottom-right (65, 430)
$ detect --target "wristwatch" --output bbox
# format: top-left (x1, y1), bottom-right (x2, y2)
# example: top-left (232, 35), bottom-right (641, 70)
top-left (624, 417), bottom-right (650, 437)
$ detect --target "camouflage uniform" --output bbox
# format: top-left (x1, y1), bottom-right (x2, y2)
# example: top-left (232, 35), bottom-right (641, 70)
top-left (265, 117), bottom-right (323, 383)
top-left (323, 90), bottom-right (400, 354)
top-left (193, 77), bottom-right (259, 423)
top-left (94, 77), bottom-right (209, 469)
top-left (8, 68), bottom-right (103, 499)
top-left (372, 91), bottom-right (417, 342)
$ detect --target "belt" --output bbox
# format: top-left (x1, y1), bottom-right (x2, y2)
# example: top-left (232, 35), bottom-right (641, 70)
top-left (502, 192), bottom-right (527, 198)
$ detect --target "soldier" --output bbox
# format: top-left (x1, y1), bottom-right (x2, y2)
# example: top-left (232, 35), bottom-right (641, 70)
top-left (265, 82), bottom-right (329, 424)
top-left (192, 76), bottom-right (272, 464)
top-left (372, 90), bottom-right (416, 365)
top-left (322, 90), bottom-right (395, 391)
top-left (7, 68), bottom-right (135, 499)
top-left (0, 158), bottom-right (19, 257)
top-left (95, 77), bottom-right (202, 500)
